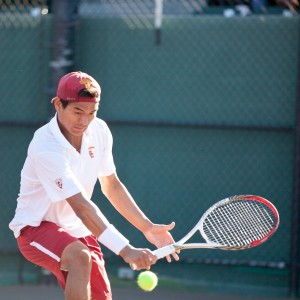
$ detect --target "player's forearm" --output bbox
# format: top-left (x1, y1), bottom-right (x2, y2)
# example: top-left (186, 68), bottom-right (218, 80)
top-left (80, 203), bottom-right (109, 236)
top-left (67, 193), bottom-right (110, 237)
top-left (104, 182), bottom-right (153, 233)
top-left (68, 193), bottom-right (132, 255)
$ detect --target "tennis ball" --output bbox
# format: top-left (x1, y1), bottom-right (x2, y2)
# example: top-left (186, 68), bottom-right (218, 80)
top-left (137, 270), bottom-right (158, 292)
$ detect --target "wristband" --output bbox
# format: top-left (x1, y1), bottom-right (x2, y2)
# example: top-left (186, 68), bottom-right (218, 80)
top-left (98, 225), bottom-right (129, 255)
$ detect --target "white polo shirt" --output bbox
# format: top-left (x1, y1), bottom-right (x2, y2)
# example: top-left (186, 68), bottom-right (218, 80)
top-left (9, 115), bottom-right (116, 238)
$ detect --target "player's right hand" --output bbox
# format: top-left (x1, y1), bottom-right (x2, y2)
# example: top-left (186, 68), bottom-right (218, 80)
top-left (143, 222), bottom-right (179, 263)
top-left (119, 245), bottom-right (157, 270)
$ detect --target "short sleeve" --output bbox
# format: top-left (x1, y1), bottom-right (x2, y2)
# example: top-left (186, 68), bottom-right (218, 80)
top-left (97, 122), bottom-right (116, 177)
top-left (34, 152), bottom-right (82, 202)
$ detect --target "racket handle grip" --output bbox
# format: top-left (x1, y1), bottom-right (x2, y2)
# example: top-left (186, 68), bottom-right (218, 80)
top-left (153, 245), bottom-right (176, 259)
top-left (129, 245), bottom-right (176, 270)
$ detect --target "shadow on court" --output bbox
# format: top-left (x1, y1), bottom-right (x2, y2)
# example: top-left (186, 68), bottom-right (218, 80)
top-left (0, 284), bottom-right (289, 300)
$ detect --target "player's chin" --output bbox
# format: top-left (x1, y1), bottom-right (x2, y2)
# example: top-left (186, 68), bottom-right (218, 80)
top-left (72, 127), bottom-right (87, 135)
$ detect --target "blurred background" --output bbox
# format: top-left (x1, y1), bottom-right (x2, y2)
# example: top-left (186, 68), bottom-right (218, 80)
top-left (0, 0), bottom-right (299, 298)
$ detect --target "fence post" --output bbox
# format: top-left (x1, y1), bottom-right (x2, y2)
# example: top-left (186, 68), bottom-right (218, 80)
top-left (48, 0), bottom-right (80, 116)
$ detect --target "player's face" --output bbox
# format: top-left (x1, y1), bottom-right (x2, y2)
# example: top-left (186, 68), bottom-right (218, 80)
top-left (56, 100), bottom-right (99, 139)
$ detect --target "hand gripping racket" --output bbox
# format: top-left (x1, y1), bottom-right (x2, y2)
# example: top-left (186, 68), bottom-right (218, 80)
top-left (131, 195), bottom-right (279, 270)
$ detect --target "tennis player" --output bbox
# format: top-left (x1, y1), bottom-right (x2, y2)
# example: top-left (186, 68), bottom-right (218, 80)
top-left (9, 71), bottom-right (178, 300)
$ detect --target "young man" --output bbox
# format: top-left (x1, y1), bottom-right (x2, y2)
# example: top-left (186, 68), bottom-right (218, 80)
top-left (9, 71), bottom-right (178, 300)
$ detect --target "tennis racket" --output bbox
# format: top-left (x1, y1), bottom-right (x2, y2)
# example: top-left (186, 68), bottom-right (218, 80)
top-left (131, 195), bottom-right (279, 270)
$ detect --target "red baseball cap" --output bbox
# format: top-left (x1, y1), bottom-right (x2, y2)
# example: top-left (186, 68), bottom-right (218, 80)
top-left (54, 71), bottom-right (101, 103)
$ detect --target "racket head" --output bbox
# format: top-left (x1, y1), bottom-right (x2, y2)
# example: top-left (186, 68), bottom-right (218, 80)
top-left (199, 195), bottom-right (280, 250)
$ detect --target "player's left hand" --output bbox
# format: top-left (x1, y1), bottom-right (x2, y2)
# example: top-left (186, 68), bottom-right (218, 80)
top-left (143, 222), bottom-right (179, 262)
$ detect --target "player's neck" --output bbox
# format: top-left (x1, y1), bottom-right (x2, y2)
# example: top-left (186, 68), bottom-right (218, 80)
top-left (56, 117), bottom-right (84, 153)
top-left (68, 136), bottom-right (82, 153)
top-left (58, 123), bottom-right (83, 152)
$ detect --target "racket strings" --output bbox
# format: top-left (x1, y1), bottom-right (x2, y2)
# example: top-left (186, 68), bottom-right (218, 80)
top-left (217, 202), bottom-right (274, 245)
top-left (202, 200), bottom-right (277, 248)
top-left (206, 209), bottom-right (251, 247)
top-left (213, 201), bottom-right (274, 245)
top-left (221, 202), bottom-right (271, 241)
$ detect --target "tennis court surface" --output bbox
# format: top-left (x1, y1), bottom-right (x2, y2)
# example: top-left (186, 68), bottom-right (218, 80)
top-left (0, 284), bottom-right (289, 300)
top-left (1, 253), bottom-right (290, 299)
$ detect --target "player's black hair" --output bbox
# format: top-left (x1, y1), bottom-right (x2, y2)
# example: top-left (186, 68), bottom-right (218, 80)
top-left (60, 89), bottom-right (97, 108)
top-left (60, 99), bottom-right (69, 108)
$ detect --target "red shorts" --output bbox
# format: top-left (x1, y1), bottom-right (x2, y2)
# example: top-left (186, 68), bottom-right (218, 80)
top-left (17, 221), bottom-right (112, 300)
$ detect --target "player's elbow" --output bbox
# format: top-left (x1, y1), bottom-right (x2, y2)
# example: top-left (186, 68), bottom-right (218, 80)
top-left (67, 194), bottom-right (93, 221)
top-left (73, 206), bottom-right (91, 222)
top-left (101, 176), bottom-right (123, 199)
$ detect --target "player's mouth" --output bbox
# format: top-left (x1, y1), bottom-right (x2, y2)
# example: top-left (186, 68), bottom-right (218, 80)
top-left (73, 126), bottom-right (86, 132)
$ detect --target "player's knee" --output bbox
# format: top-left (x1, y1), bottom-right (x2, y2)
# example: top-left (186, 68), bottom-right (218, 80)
top-left (76, 247), bottom-right (92, 267)
top-left (61, 241), bottom-right (92, 271)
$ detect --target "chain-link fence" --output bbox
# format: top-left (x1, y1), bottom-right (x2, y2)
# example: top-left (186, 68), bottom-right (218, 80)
top-left (0, 0), bottom-right (299, 297)
top-left (0, 0), bottom-right (46, 250)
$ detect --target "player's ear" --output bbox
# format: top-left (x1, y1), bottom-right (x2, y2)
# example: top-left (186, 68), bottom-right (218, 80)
top-left (51, 97), bottom-right (62, 112)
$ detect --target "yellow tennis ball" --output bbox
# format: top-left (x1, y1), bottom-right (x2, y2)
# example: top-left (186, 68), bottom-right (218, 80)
top-left (137, 271), bottom-right (158, 292)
